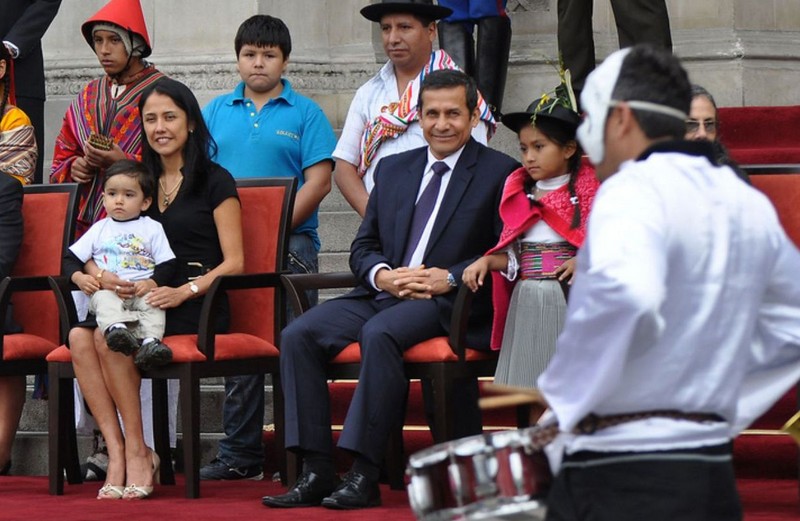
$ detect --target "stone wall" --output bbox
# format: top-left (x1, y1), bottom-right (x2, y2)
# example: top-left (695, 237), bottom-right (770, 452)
top-left (35, 0), bottom-right (800, 271)
top-left (39, 0), bottom-right (800, 170)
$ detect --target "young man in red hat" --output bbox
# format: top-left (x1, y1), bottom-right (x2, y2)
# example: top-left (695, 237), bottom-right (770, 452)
top-left (51, 0), bottom-right (164, 238)
top-left (49, 0), bottom-right (170, 485)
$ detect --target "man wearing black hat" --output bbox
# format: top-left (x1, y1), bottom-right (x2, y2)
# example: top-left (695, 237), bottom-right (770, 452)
top-left (333, 0), bottom-right (495, 218)
top-left (263, 69), bottom-right (518, 510)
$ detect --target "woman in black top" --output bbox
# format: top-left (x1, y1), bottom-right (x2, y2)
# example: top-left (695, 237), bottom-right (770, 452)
top-left (65, 78), bottom-right (243, 500)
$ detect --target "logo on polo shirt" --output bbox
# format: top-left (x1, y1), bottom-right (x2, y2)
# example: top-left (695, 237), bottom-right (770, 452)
top-left (276, 130), bottom-right (299, 141)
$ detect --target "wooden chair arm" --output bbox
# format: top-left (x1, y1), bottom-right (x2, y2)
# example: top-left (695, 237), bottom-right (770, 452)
top-left (47, 276), bottom-right (80, 346)
top-left (0, 276), bottom-right (66, 335)
top-left (281, 272), bottom-right (358, 316)
top-left (448, 283), bottom-right (479, 363)
top-left (196, 272), bottom-right (287, 359)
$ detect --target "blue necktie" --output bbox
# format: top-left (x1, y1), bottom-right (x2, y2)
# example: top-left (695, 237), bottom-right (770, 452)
top-left (401, 161), bottom-right (450, 267)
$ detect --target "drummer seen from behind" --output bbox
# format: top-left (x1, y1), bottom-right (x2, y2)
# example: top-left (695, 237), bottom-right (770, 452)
top-left (536, 45), bottom-right (800, 521)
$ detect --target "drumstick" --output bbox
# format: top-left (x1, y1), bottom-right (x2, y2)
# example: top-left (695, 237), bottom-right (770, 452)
top-left (479, 393), bottom-right (545, 410)
top-left (482, 382), bottom-right (547, 400)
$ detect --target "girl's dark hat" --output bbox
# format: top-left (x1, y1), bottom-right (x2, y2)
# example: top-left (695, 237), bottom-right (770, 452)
top-left (361, 0), bottom-right (453, 22)
top-left (502, 98), bottom-right (581, 134)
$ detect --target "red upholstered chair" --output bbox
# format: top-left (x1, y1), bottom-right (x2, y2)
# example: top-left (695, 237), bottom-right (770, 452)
top-left (742, 164), bottom-right (800, 495)
top-left (744, 165), bottom-right (800, 247)
top-left (280, 272), bottom-right (498, 489)
top-left (0, 184), bottom-right (79, 480)
top-left (48, 177), bottom-right (295, 498)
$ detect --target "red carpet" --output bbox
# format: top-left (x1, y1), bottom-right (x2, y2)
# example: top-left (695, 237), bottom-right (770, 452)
top-left (0, 476), bottom-right (414, 520)
top-left (718, 106), bottom-right (800, 164)
top-left (0, 475), bottom-right (795, 520)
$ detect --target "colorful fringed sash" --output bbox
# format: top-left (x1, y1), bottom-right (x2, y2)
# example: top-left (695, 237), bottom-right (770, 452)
top-left (357, 50), bottom-right (495, 176)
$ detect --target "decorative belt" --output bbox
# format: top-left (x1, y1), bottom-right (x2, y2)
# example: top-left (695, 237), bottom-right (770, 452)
top-left (519, 242), bottom-right (577, 280)
top-left (573, 410), bottom-right (725, 435)
top-left (534, 410), bottom-right (725, 446)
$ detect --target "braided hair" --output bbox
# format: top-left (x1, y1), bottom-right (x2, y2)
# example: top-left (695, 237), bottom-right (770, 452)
top-left (523, 117), bottom-right (583, 229)
top-left (0, 45), bottom-right (11, 119)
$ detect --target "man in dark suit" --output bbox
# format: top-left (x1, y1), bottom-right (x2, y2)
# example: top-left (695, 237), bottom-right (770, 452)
top-left (0, 173), bottom-right (24, 474)
top-left (262, 69), bottom-right (519, 510)
top-left (1, 0), bottom-right (62, 184)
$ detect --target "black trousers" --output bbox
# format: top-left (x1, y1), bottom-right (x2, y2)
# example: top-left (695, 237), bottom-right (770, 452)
top-left (557, 0), bottom-right (672, 93)
top-left (280, 294), bottom-right (481, 465)
top-left (546, 444), bottom-right (742, 521)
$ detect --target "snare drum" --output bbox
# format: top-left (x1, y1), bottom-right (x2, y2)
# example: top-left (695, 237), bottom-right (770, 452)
top-left (407, 426), bottom-right (552, 520)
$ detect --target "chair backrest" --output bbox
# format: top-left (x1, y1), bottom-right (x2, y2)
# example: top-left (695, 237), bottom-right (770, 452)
top-left (228, 178), bottom-right (296, 343)
top-left (12, 184), bottom-right (78, 343)
top-left (744, 165), bottom-right (800, 248)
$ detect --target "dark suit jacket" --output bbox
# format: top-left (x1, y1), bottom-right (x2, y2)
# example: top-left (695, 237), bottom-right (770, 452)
top-left (1, 0), bottom-right (62, 101)
top-left (348, 138), bottom-right (520, 347)
top-left (0, 174), bottom-right (23, 332)
top-left (0, 174), bottom-right (23, 279)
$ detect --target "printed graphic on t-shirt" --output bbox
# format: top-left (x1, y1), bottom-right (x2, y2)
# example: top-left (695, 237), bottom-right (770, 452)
top-left (98, 232), bottom-right (156, 274)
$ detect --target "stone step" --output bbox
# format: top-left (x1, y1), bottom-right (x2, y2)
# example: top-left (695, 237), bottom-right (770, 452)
top-left (8, 430), bottom-right (229, 478)
top-left (12, 380), bottom-right (276, 477)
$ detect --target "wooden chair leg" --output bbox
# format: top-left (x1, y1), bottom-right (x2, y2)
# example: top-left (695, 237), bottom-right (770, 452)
top-left (270, 372), bottom-right (288, 486)
top-left (49, 366), bottom-right (82, 495)
top-left (63, 378), bottom-right (82, 485)
top-left (432, 374), bottom-right (456, 443)
top-left (151, 378), bottom-right (175, 485)
top-left (48, 364), bottom-right (65, 495)
top-left (180, 371), bottom-right (202, 498)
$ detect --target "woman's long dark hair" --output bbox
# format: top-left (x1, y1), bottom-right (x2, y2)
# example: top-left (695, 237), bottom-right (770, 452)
top-left (522, 117), bottom-right (584, 229)
top-left (138, 78), bottom-right (218, 193)
top-left (0, 45), bottom-right (12, 118)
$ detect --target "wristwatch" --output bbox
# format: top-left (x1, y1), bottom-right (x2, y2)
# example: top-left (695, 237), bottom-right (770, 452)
top-left (446, 272), bottom-right (458, 288)
top-left (189, 282), bottom-right (199, 296)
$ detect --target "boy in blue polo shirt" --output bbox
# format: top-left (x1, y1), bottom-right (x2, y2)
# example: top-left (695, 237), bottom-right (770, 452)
top-left (200, 14), bottom-right (336, 481)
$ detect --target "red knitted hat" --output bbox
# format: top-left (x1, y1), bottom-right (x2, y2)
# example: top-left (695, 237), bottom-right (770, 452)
top-left (81, 0), bottom-right (152, 58)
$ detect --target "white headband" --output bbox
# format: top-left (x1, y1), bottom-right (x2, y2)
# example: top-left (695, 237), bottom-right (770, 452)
top-left (577, 48), bottom-right (689, 166)
top-left (611, 99), bottom-right (688, 121)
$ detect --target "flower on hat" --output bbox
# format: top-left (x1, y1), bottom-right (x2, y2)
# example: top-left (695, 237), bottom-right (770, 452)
top-left (531, 55), bottom-right (579, 126)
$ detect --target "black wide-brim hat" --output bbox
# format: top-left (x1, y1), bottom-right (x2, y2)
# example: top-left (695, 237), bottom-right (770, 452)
top-left (361, 0), bottom-right (453, 23)
top-left (502, 98), bottom-right (581, 134)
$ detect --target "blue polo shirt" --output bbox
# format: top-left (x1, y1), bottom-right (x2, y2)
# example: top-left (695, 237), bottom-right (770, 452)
top-left (203, 79), bottom-right (336, 250)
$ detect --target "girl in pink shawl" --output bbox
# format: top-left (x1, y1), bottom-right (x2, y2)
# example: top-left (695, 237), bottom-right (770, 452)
top-left (462, 95), bottom-right (598, 388)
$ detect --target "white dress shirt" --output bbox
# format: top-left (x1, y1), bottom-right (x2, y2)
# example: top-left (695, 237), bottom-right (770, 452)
top-left (333, 60), bottom-right (489, 193)
top-left (538, 150), bottom-right (800, 468)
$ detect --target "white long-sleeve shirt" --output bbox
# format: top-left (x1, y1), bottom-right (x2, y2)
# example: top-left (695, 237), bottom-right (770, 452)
top-left (538, 147), bottom-right (800, 464)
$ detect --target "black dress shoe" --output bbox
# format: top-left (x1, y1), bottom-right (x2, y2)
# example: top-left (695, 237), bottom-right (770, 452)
top-left (0, 459), bottom-right (10, 475)
top-left (261, 471), bottom-right (339, 508)
top-left (321, 471), bottom-right (381, 510)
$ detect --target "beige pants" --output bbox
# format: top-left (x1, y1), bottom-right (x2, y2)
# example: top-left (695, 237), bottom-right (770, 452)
top-left (89, 289), bottom-right (165, 340)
